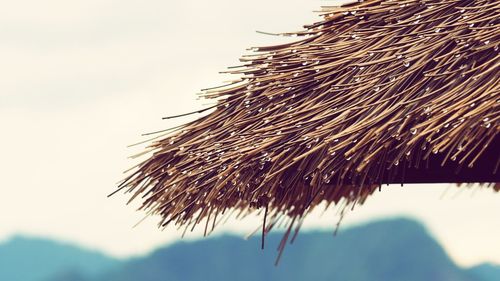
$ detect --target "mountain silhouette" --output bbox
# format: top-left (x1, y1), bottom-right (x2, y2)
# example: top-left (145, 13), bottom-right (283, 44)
top-left (0, 235), bottom-right (119, 281)
top-left (4, 218), bottom-right (500, 281)
top-left (92, 218), bottom-right (484, 281)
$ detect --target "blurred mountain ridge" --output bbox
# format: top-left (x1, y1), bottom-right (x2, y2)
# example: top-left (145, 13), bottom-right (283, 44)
top-left (0, 235), bottom-right (119, 281)
top-left (2, 218), bottom-right (499, 281)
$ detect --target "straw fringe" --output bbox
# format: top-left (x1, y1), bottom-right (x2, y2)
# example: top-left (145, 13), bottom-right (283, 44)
top-left (116, 0), bottom-right (499, 254)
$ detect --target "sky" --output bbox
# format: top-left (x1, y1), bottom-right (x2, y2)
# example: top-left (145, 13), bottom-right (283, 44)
top-left (1, 0), bottom-right (499, 267)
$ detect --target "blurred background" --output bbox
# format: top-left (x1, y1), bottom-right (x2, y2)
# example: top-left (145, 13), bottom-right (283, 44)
top-left (0, 0), bottom-right (499, 280)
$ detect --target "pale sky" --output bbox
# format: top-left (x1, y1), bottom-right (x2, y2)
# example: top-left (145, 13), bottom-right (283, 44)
top-left (1, 0), bottom-right (499, 267)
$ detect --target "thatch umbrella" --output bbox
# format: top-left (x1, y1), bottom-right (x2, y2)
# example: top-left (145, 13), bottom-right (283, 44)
top-left (114, 0), bottom-right (499, 260)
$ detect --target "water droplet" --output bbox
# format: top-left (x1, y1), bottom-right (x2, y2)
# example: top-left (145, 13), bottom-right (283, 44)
top-left (484, 40), bottom-right (490, 45)
top-left (374, 86), bottom-right (380, 92)
top-left (435, 28), bottom-right (441, 33)
top-left (469, 23), bottom-right (474, 28)
top-left (410, 128), bottom-right (418, 135)
top-left (403, 61), bottom-right (410, 67)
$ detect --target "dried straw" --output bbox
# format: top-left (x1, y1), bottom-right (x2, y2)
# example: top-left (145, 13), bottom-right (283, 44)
top-left (115, 0), bottom-right (499, 259)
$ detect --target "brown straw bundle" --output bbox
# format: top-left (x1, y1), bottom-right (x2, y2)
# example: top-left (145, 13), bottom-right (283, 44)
top-left (115, 0), bottom-right (499, 257)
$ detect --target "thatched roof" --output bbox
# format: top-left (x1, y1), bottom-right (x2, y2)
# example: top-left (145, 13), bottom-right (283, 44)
top-left (115, 0), bottom-right (499, 258)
